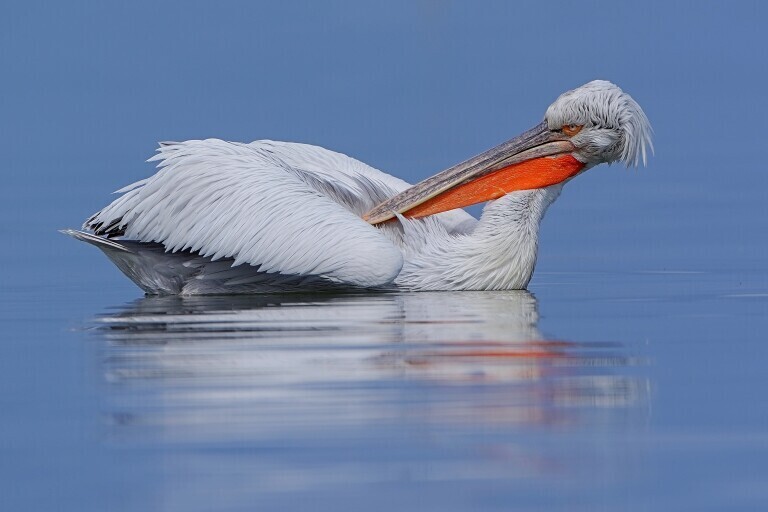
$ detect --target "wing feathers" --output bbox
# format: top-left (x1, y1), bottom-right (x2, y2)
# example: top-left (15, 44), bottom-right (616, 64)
top-left (85, 139), bottom-right (404, 287)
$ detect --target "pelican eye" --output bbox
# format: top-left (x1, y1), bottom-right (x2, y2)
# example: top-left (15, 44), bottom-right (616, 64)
top-left (562, 124), bottom-right (583, 137)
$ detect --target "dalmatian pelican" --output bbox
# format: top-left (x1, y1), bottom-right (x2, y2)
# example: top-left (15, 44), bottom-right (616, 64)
top-left (62, 80), bottom-right (652, 294)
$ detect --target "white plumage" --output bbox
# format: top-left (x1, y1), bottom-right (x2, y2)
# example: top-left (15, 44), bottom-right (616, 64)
top-left (94, 140), bottom-right (405, 286)
top-left (63, 80), bottom-right (652, 295)
top-left (70, 140), bottom-right (480, 293)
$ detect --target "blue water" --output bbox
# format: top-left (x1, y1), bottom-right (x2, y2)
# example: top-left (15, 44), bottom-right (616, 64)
top-left (3, 1), bottom-right (768, 510)
top-left (4, 270), bottom-right (768, 511)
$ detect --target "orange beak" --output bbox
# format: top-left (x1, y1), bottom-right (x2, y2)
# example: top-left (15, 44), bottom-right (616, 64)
top-left (363, 121), bottom-right (584, 224)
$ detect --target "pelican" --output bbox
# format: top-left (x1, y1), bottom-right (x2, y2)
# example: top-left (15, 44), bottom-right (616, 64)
top-left (62, 80), bottom-right (652, 295)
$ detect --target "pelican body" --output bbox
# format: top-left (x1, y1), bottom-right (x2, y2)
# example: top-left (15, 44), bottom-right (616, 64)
top-left (63, 80), bottom-right (652, 295)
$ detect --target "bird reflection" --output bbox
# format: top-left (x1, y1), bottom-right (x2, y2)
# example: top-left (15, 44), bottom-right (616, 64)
top-left (94, 291), bottom-right (648, 443)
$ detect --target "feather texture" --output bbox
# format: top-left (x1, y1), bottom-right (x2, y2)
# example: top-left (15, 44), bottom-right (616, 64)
top-left (83, 140), bottom-right (476, 291)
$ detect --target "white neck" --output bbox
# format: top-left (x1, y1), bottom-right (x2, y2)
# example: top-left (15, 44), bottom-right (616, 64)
top-left (395, 185), bottom-right (563, 290)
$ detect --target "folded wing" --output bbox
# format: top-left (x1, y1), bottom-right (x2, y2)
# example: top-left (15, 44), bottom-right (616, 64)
top-left (84, 139), bottom-right (407, 287)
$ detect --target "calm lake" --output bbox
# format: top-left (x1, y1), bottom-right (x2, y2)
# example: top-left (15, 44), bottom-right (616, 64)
top-left (4, 265), bottom-right (768, 511)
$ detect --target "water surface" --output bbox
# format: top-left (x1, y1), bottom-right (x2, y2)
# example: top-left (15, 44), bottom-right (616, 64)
top-left (95, 288), bottom-right (650, 511)
top-left (5, 269), bottom-right (762, 511)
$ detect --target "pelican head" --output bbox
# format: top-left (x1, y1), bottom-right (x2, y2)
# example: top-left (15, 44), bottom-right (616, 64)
top-left (364, 80), bottom-right (652, 224)
top-left (545, 80), bottom-right (653, 168)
